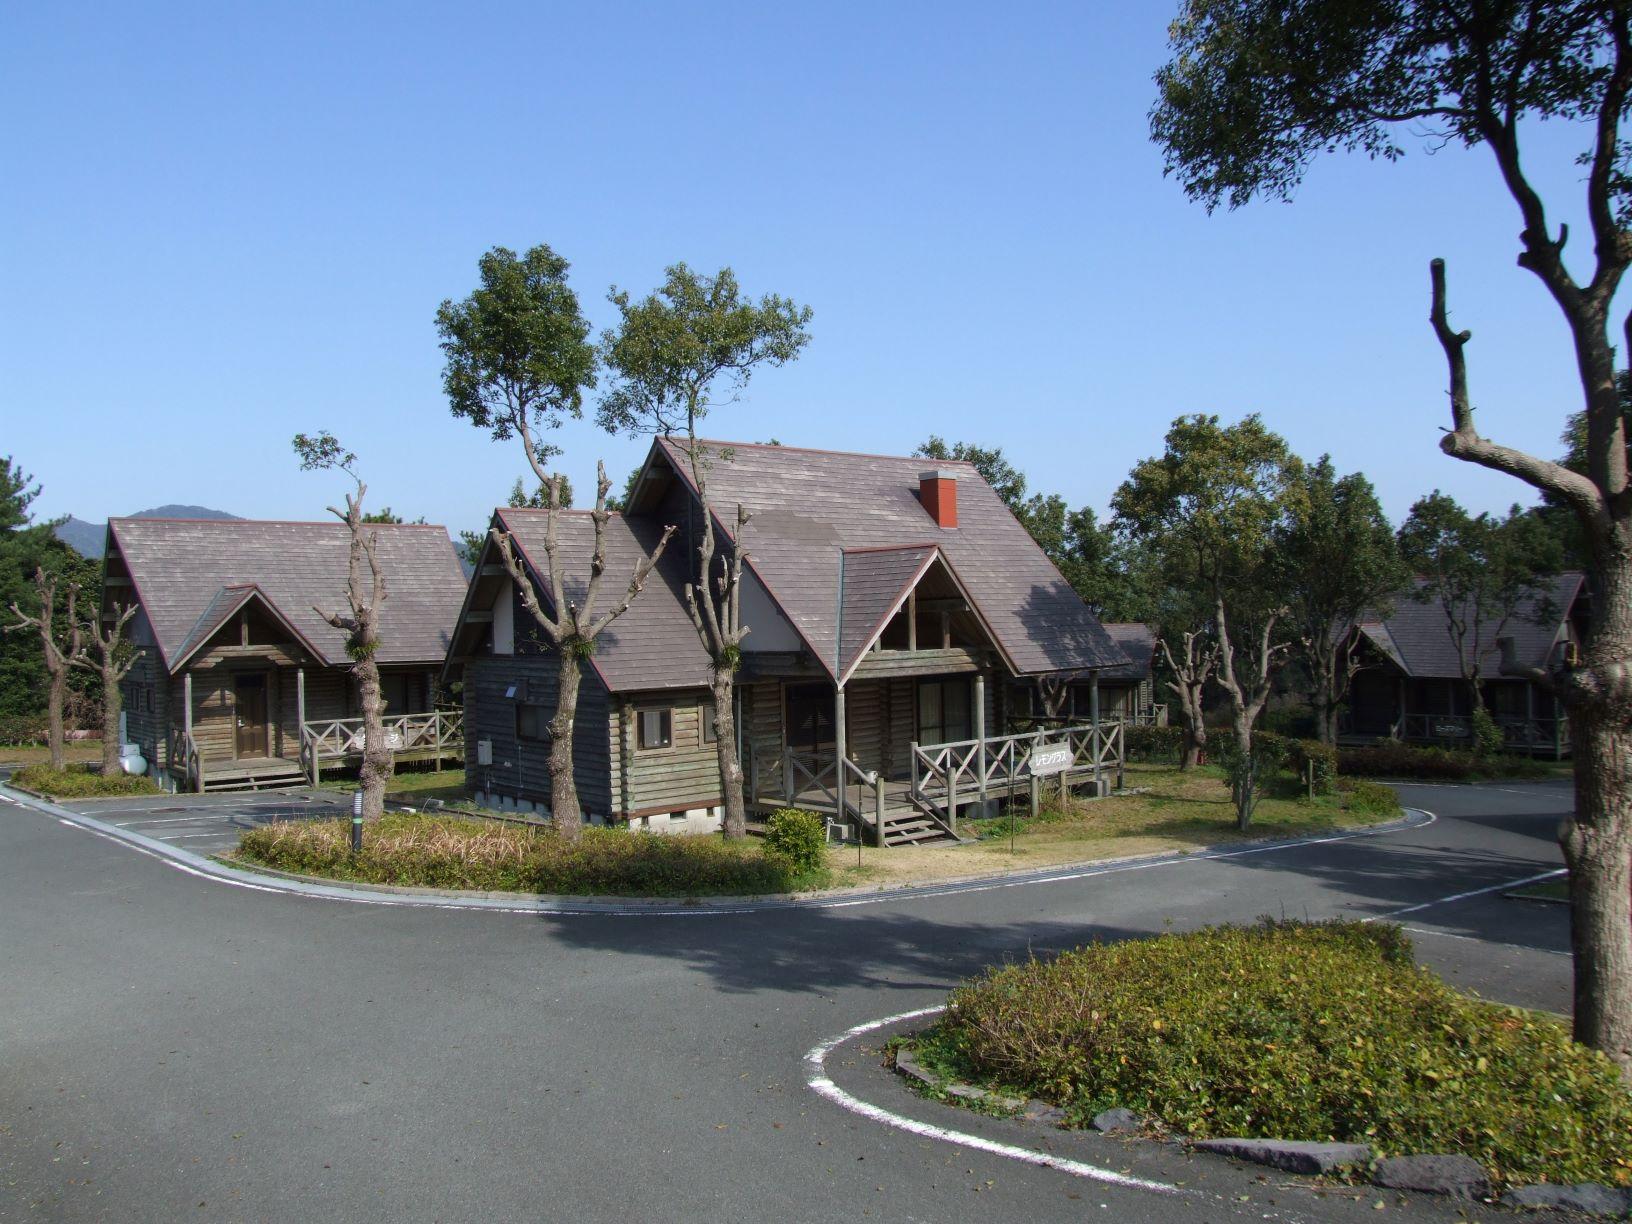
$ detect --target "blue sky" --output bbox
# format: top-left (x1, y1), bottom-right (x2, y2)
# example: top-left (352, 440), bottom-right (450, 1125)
top-left (1, 2), bottom-right (1613, 539)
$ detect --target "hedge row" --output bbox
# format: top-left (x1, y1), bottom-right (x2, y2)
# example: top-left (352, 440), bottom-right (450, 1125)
top-left (1338, 742), bottom-right (1552, 781)
top-left (10, 763), bottom-right (159, 798)
top-left (237, 812), bottom-right (827, 895)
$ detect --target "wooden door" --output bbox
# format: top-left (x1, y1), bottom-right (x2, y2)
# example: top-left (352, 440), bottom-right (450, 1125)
top-left (235, 674), bottom-right (269, 758)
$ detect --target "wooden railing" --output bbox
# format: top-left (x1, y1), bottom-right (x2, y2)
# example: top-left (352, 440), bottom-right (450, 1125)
top-left (783, 748), bottom-right (837, 811)
top-left (910, 720), bottom-right (1125, 834)
top-left (1396, 711), bottom-right (1569, 755)
top-left (167, 727), bottom-right (203, 793)
top-left (299, 709), bottom-right (464, 784)
top-left (839, 756), bottom-right (886, 846)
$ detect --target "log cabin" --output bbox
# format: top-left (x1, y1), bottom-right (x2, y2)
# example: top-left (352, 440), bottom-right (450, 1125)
top-left (445, 439), bottom-right (1135, 845)
top-left (1339, 571), bottom-right (1586, 757)
top-left (103, 518), bottom-right (468, 791)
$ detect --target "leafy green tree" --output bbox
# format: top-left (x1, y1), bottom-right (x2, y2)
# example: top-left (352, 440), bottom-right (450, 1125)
top-left (599, 263), bottom-right (811, 839)
top-left (0, 458), bottom-right (41, 532)
top-left (1113, 415), bottom-right (1301, 826)
top-left (293, 432), bottom-right (394, 822)
top-left (1398, 492), bottom-right (1560, 709)
top-left (1275, 458), bottom-right (1405, 743)
top-left (1152, 0), bottom-right (1632, 1068)
top-left (438, 245), bottom-right (673, 838)
top-left (360, 508), bottom-right (429, 525)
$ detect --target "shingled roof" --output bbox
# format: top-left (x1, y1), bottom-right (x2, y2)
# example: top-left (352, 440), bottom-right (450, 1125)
top-left (489, 507), bottom-right (713, 692)
top-left (1099, 623), bottom-right (1156, 683)
top-left (108, 518), bottom-right (467, 673)
top-left (1354, 572), bottom-right (1584, 679)
top-left (648, 438), bottom-right (1130, 678)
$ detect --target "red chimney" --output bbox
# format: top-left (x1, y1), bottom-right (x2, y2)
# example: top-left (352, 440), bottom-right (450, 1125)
top-left (918, 469), bottom-right (959, 529)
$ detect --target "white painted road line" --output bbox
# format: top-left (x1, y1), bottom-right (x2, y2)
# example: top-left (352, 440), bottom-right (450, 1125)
top-left (804, 1006), bottom-right (1185, 1195)
top-left (1369, 867), bottom-right (1567, 921)
top-left (1399, 926), bottom-right (1570, 957)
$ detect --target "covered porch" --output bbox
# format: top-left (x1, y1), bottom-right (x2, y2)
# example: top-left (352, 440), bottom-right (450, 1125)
top-left (743, 663), bottom-right (1124, 846)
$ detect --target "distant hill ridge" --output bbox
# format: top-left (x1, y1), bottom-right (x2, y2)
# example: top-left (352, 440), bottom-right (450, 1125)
top-left (55, 506), bottom-right (241, 559)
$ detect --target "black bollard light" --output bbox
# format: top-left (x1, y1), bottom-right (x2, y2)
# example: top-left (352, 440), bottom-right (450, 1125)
top-left (351, 789), bottom-right (364, 854)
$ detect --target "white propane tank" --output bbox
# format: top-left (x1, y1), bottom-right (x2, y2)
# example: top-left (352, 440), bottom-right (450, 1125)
top-left (118, 744), bottom-right (147, 776)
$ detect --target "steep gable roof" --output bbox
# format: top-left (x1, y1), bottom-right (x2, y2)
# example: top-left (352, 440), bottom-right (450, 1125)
top-left (109, 518), bottom-right (466, 672)
top-left (1354, 571), bottom-right (1584, 679)
top-left (650, 438), bottom-right (1129, 679)
top-left (493, 507), bottom-right (712, 692)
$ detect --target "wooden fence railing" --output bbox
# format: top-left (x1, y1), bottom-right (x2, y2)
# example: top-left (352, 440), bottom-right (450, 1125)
top-left (298, 709), bottom-right (464, 784)
top-left (910, 720), bottom-right (1125, 834)
top-left (168, 727), bottom-right (203, 793)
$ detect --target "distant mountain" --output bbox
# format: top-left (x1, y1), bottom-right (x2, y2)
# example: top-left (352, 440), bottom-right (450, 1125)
top-left (54, 505), bottom-right (241, 559)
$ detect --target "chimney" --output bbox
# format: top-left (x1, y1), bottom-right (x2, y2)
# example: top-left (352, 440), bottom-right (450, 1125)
top-left (918, 469), bottom-right (959, 529)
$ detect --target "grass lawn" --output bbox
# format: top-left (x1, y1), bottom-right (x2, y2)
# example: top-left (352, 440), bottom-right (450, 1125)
top-left (0, 741), bottom-right (104, 769)
top-left (826, 763), bottom-right (1399, 890)
top-left (318, 766), bottom-right (469, 807)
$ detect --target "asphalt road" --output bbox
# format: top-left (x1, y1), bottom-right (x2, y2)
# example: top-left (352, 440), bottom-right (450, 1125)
top-left (0, 779), bottom-right (1573, 1223)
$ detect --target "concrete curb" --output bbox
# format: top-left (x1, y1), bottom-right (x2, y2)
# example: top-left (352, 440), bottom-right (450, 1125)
top-left (1, 781), bottom-right (1435, 917)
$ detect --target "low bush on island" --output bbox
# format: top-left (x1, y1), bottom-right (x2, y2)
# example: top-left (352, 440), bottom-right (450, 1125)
top-left (911, 919), bottom-right (1632, 1189)
top-left (10, 763), bottom-right (160, 798)
top-left (236, 811), bottom-right (829, 896)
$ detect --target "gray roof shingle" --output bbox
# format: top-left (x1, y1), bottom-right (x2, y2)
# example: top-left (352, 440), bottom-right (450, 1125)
top-left (1099, 623), bottom-right (1155, 682)
top-left (1355, 572), bottom-right (1583, 679)
top-left (110, 518), bottom-right (467, 672)
top-left (496, 507), bottom-right (714, 692)
top-left (655, 438), bottom-right (1129, 678)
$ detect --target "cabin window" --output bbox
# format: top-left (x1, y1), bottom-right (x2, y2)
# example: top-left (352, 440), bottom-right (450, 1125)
top-left (638, 708), bottom-right (672, 750)
top-left (917, 678), bottom-right (971, 746)
top-left (515, 702), bottom-right (551, 743)
top-left (702, 702), bottom-right (718, 745)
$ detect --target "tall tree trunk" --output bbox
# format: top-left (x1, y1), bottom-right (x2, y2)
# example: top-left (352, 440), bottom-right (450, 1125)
top-left (45, 665), bottom-right (67, 772)
top-left (549, 649), bottom-right (584, 840)
top-left (1562, 548), bottom-right (1632, 1063)
top-left (1231, 714), bottom-right (1255, 832)
top-left (8, 570), bottom-right (80, 772)
top-left (99, 669), bottom-right (122, 775)
top-left (710, 672), bottom-right (746, 838)
top-left (355, 648), bottom-right (390, 823)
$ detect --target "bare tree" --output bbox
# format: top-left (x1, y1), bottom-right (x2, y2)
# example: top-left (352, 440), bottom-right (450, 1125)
top-left (7, 569), bottom-right (83, 771)
top-left (294, 433), bottom-right (391, 823)
top-left (74, 603), bottom-right (141, 776)
top-left (487, 462), bottom-right (674, 837)
top-left (1213, 601), bottom-right (1291, 829)
top-left (1157, 629), bottom-right (1215, 770)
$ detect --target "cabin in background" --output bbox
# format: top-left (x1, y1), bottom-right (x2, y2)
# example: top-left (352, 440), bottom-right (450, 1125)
top-left (104, 518), bottom-right (468, 791)
top-left (1339, 571), bottom-right (1586, 757)
top-left (446, 438), bottom-right (1135, 845)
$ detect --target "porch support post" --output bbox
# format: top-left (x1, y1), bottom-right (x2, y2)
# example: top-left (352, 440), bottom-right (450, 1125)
top-left (907, 590), bottom-right (917, 652)
top-left (974, 671), bottom-right (988, 815)
top-left (834, 684), bottom-right (848, 829)
top-left (183, 671), bottom-right (193, 741)
top-left (297, 668), bottom-right (313, 784)
top-left (1090, 671), bottom-right (1101, 792)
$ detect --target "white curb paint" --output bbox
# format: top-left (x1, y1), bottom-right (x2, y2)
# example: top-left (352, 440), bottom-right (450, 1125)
top-left (803, 1006), bottom-right (1184, 1195)
top-left (4, 782), bottom-right (1440, 918)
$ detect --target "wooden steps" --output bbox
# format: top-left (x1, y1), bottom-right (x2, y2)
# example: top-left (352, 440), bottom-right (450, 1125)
top-left (192, 757), bottom-right (309, 793)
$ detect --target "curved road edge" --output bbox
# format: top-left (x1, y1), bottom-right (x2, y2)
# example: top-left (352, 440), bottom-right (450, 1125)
top-left (0, 781), bottom-right (1435, 918)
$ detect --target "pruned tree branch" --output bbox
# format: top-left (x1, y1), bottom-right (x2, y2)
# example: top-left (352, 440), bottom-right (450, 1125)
top-left (1430, 258), bottom-right (1609, 527)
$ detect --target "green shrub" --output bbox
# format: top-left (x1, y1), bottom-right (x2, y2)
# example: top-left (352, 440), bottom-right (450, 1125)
top-left (1288, 739), bottom-right (1338, 795)
top-left (0, 713), bottom-right (48, 746)
top-left (1337, 777), bottom-right (1402, 815)
top-left (1340, 741), bottom-right (1473, 780)
top-left (1470, 707), bottom-right (1506, 757)
top-left (237, 813), bottom-right (817, 896)
top-left (1213, 732), bottom-right (1288, 823)
top-left (1338, 742), bottom-right (1550, 781)
top-left (763, 808), bottom-right (828, 875)
top-left (1124, 723), bottom-right (1183, 763)
top-left (921, 920), bottom-right (1632, 1188)
top-left (10, 763), bottom-right (160, 797)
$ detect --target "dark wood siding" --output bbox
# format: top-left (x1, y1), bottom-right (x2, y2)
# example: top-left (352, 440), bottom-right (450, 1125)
top-left (463, 653), bottom-right (614, 816)
top-left (611, 691), bottom-right (721, 816)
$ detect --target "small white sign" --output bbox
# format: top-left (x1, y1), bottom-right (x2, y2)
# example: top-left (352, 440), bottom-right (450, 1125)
top-left (384, 731), bottom-right (405, 751)
top-left (1028, 745), bottom-right (1073, 776)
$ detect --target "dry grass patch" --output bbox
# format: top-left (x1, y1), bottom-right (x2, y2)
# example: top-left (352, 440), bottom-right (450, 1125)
top-left (827, 764), bottom-right (1398, 889)
top-left (236, 811), bottom-right (822, 896)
